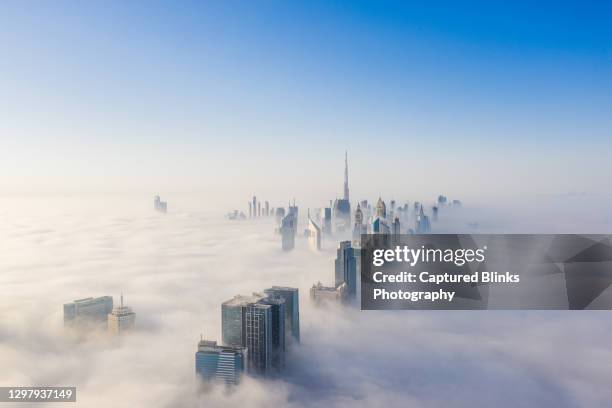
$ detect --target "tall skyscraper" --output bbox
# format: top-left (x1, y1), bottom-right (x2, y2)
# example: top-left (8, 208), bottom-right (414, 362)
top-left (222, 295), bottom-right (262, 347)
top-left (288, 200), bottom-right (299, 235)
top-left (392, 217), bottom-right (401, 237)
top-left (64, 296), bottom-right (113, 329)
top-left (264, 286), bottom-right (300, 345)
top-left (252, 196), bottom-right (257, 218)
top-left (258, 296), bottom-right (286, 372)
top-left (333, 152), bottom-right (351, 231)
top-left (195, 337), bottom-right (247, 385)
top-left (376, 197), bottom-right (387, 219)
top-left (280, 213), bottom-right (296, 251)
top-left (353, 203), bottom-right (366, 244)
top-left (415, 205), bottom-right (431, 233)
top-left (265, 201), bottom-right (269, 217)
top-left (334, 241), bottom-right (357, 299)
top-left (307, 215), bottom-right (321, 251)
top-left (275, 207), bottom-right (286, 226)
top-left (243, 303), bottom-right (272, 375)
top-left (107, 293), bottom-right (135, 335)
top-left (248, 202), bottom-right (252, 218)
top-left (323, 207), bottom-right (332, 235)
top-left (343, 150), bottom-right (349, 201)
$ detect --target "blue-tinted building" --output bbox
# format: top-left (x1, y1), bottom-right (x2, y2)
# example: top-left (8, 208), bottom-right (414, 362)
top-left (195, 338), bottom-right (247, 385)
top-left (334, 241), bottom-right (357, 299)
top-left (264, 286), bottom-right (300, 346)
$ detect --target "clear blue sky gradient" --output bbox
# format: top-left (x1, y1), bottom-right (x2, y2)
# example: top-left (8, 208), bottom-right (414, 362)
top-left (1, 1), bottom-right (611, 201)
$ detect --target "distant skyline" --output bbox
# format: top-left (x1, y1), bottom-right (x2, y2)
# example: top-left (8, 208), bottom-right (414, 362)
top-left (1, 1), bottom-right (611, 205)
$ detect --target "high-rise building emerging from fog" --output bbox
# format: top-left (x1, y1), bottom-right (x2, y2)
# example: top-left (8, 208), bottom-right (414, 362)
top-left (243, 302), bottom-right (272, 374)
top-left (264, 286), bottom-right (300, 346)
top-left (64, 296), bottom-right (113, 329)
top-left (333, 152), bottom-right (351, 231)
top-left (222, 295), bottom-right (261, 347)
top-left (307, 214), bottom-right (322, 251)
top-left (107, 293), bottom-right (136, 335)
top-left (195, 337), bottom-right (247, 385)
top-left (280, 213), bottom-right (296, 251)
top-left (323, 207), bottom-right (332, 235)
top-left (153, 195), bottom-right (167, 213)
top-left (335, 241), bottom-right (358, 300)
top-left (415, 205), bottom-right (431, 233)
top-left (222, 289), bottom-right (297, 376)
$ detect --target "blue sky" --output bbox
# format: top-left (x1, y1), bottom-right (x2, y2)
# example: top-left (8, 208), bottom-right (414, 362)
top-left (1, 1), bottom-right (611, 205)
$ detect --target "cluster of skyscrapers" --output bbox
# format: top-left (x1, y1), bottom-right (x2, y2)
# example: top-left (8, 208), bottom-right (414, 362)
top-left (63, 294), bottom-right (136, 335)
top-left (196, 286), bottom-right (300, 385)
top-left (248, 196), bottom-right (273, 219)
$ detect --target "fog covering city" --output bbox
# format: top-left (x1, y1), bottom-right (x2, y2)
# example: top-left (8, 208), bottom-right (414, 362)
top-left (1, 194), bottom-right (612, 407)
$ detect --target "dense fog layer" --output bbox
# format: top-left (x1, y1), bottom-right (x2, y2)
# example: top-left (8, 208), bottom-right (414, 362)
top-left (1, 194), bottom-right (611, 407)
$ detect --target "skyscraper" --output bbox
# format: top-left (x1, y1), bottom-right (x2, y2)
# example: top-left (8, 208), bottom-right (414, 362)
top-left (334, 241), bottom-right (357, 299)
top-left (265, 201), bottom-right (269, 217)
top-left (307, 215), bottom-right (321, 251)
top-left (415, 205), bottom-right (431, 233)
top-left (222, 294), bottom-right (262, 347)
top-left (275, 207), bottom-right (286, 226)
top-left (288, 200), bottom-right (299, 235)
top-left (107, 293), bottom-right (135, 335)
top-left (323, 207), bottom-right (332, 235)
top-left (64, 296), bottom-right (113, 329)
top-left (392, 217), bottom-right (401, 237)
top-left (264, 286), bottom-right (300, 345)
top-left (343, 150), bottom-right (349, 201)
top-left (333, 152), bottom-right (351, 231)
top-left (243, 303), bottom-right (272, 375)
top-left (252, 196), bottom-right (257, 218)
top-left (280, 213), bottom-right (296, 251)
top-left (353, 203), bottom-right (366, 244)
top-left (376, 197), bottom-right (387, 219)
top-left (257, 296), bottom-right (286, 372)
top-left (195, 337), bottom-right (247, 385)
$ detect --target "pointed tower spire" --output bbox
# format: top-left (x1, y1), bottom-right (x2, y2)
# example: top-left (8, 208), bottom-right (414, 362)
top-left (343, 150), bottom-right (349, 201)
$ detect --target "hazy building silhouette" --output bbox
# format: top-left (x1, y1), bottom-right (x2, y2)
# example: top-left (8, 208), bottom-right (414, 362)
top-left (375, 197), bottom-right (386, 219)
top-left (372, 217), bottom-right (390, 234)
top-left (107, 293), bottom-right (135, 335)
top-left (154, 195), bottom-right (167, 213)
top-left (323, 207), bottom-right (332, 235)
top-left (415, 205), bottom-right (431, 233)
top-left (275, 207), bottom-right (285, 226)
top-left (64, 296), bottom-right (113, 329)
top-left (307, 214), bottom-right (322, 251)
top-left (280, 213), bottom-right (296, 251)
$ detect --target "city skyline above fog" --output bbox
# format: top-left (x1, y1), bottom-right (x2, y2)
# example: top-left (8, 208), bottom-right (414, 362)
top-left (1, 1), bottom-right (611, 201)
